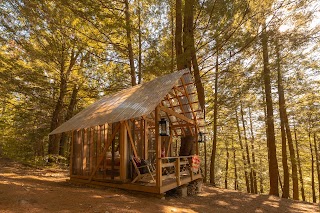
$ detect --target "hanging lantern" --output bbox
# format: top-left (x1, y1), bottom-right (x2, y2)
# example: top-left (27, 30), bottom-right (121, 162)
top-left (198, 132), bottom-right (204, 143)
top-left (159, 118), bottom-right (169, 136)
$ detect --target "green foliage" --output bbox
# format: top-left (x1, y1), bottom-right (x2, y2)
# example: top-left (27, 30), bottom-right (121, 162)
top-left (0, 0), bottom-right (319, 202)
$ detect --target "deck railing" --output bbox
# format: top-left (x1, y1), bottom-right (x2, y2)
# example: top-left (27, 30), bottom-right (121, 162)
top-left (159, 155), bottom-right (201, 187)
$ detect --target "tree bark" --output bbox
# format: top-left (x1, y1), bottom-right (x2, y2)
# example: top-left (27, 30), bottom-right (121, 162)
top-left (261, 23), bottom-right (279, 196)
top-left (171, 0), bottom-right (175, 73)
top-left (313, 133), bottom-right (320, 202)
top-left (124, 0), bottom-right (136, 86)
top-left (276, 47), bottom-right (289, 198)
top-left (210, 48), bottom-right (218, 185)
top-left (48, 74), bottom-right (67, 156)
top-left (293, 123), bottom-right (305, 201)
top-left (309, 132), bottom-right (316, 203)
top-left (240, 102), bottom-right (254, 193)
top-left (276, 38), bottom-right (299, 199)
top-left (248, 106), bottom-right (258, 194)
top-left (137, 0), bottom-right (142, 84)
top-left (232, 136), bottom-right (238, 190)
top-left (48, 47), bottom-right (79, 157)
top-left (183, 0), bottom-right (193, 70)
top-left (236, 109), bottom-right (250, 193)
top-left (175, 0), bottom-right (184, 70)
top-left (59, 84), bottom-right (79, 156)
top-left (225, 140), bottom-right (229, 189)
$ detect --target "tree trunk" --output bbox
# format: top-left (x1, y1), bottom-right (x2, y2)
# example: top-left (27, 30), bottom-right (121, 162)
top-left (276, 39), bottom-right (299, 199)
top-left (225, 140), bottom-right (229, 189)
top-left (293, 123), bottom-right (305, 201)
top-left (171, 0), bottom-right (174, 73)
top-left (261, 23), bottom-right (279, 196)
top-left (232, 136), bottom-right (238, 190)
top-left (124, 0), bottom-right (136, 86)
top-left (48, 74), bottom-right (67, 156)
top-left (235, 109), bottom-right (250, 193)
top-left (240, 102), bottom-right (254, 193)
top-left (59, 84), bottom-right (79, 156)
top-left (248, 106), bottom-right (258, 194)
top-left (210, 48), bottom-right (218, 185)
top-left (137, 0), bottom-right (142, 84)
top-left (183, 0), bottom-right (193, 70)
top-left (48, 47), bottom-right (79, 158)
top-left (313, 133), bottom-right (320, 202)
top-left (259, 141), bottom-right (264, 194)
top-left (309, 132), bottom-right (316, 203)
top-left (204, 133), bottom-right (207, 183)
top-left (184, 0), bottom-right (205, 109)
top-left (175, 0), bottom-right (184, 70)
top-left (276, 51), bottom-right (289, 198)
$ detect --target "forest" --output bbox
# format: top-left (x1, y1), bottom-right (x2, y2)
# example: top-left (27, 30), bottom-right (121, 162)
top-left (0, 0), bottom-right (319, 204)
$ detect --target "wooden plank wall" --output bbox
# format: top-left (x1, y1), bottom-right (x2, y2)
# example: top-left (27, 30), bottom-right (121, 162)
top-left (71, 124), bottom-right (113, 178)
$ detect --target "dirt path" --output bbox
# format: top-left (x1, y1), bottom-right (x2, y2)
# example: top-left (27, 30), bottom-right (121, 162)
top-left (0, 158), bottom-right (319, 213)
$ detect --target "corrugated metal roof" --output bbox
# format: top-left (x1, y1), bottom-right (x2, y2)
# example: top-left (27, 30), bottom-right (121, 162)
top-left (50, 69), bottom-right (190, 135)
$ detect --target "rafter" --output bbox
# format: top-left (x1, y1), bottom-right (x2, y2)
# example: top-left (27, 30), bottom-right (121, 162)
top-left (159, 105), bottom-right (195, 125)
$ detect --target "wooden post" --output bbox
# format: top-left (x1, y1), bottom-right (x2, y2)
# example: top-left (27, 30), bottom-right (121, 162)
top-left (155, 106), bottom-right (162, 187)
top-left (97, 125), bottom-right (101, 162)
top-left (120, 122), bottom-right (128, 180)
top-left (70, 130), bottom-right (74, 176)
top-left (144, 119), bottom-right (148, 159)
top-left (83, 128), bottom-right (88, 175)
top-left (195, 128), bottom-right (199, 155)
top-left (176, 157), bottom-right (181, 186)
top-left (90, 127), bottom-right (94, 174)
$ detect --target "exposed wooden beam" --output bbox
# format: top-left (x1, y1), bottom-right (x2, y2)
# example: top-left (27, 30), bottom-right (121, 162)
top-left (159, 105), bottom-right (195, 125)
top-left (161, 99), bottom-right (178, 137)
top-left (155, 106), bottom-right (162, 187)
top-left (165, 93), bottom-right (185, 136)
top-left (124, 121), bottom-right (138, 158)
top-left (88, 123), bottom-right (120, 183)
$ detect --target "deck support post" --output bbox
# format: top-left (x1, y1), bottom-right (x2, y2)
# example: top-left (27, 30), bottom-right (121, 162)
top-left (175, 157), bottom-right (181, 186)
top-left (144, 119), bottom-right (148, 159)
top-left (120, 122), bottom-right (128, 180)
top-left (155, 106), bottom-right (162, 187)
top-left (70, 131), bottom-right (74, 176)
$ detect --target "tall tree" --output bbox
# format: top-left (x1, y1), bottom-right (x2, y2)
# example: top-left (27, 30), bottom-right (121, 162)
top-left (124, 0), bottom-right (136, 86)
top-left (261, 22), bottom-right (279, 196)
top-left (276, 38), bottom-right (290, 198)
top-left (275, 36), bottom-right (299, 199)
top-left (210, 46), bottom-right (219, 185)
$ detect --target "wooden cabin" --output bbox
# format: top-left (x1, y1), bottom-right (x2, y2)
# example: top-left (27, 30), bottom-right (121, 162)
top-left (50, 69), bottom-right (205, 194)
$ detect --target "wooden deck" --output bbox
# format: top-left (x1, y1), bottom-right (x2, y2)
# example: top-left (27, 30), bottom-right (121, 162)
top-left (69, 172), bottom-right (202, 194)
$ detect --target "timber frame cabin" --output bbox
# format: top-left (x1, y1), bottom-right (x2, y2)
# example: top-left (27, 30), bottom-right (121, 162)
top-left (50, 69), bottom-right (205, 194)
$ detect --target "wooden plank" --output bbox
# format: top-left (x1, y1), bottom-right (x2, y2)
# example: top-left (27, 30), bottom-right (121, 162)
top-left (88, 123), bottom-right (120, 183)
top-left (162, 95), bottom-right (179, 136)
top-left (69, 177), bottom-right (160, 194)
top-left (144, 119), bottom-right (148, 159)
top-left (70, 131), bottom-right (74, 176)
top-left (171, 123), bottom-right (193, 129)
top-left (97, 126), bottom-right (101, 159)
top-left (89, 128), bottom-right (94, 174)
top-left (124, 121), bottom-right (138, 158)
top-left (166, 132), bottom-right (173, 157)
top-left (159, 173), bottom-right (202, 194)
top-left (76, 130), bottom-right (82, 175)
top-left (155, 106), bottom-right (162, 187)
top-left (83, 128), bottom-right (88, 175)
top-left (175, 158), bottom-right (181, 186)
top-left (120, 122), bottom-right (128, 180)
top-left (180, 77), bottom-right (199, 137)
top-left (172, 87), bottom-right (194, 134)
top-left (158, 105), bottom-right (195, 125)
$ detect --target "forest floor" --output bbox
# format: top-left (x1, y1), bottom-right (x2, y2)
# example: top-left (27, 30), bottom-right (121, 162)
top-left (0, 157), bottom-right (319, 213)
